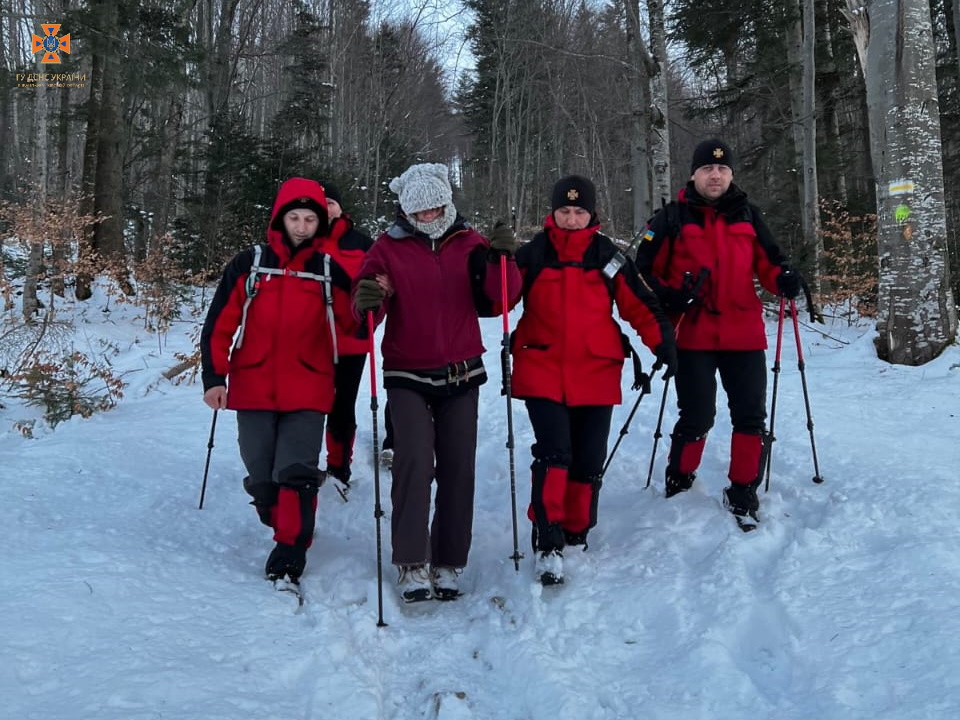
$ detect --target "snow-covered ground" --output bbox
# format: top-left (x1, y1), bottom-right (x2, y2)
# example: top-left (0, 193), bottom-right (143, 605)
top-left (3, 285), bottom-right (958, 720)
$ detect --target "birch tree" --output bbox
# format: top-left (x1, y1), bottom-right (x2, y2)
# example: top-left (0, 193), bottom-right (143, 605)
top-left (847, 0), bottom-right (958, 363)
top-left (647, 0), bottom-right (671, 210)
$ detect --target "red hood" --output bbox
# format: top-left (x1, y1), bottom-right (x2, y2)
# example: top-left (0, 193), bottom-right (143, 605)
top-left (543, 213), bottom-right (602, 261)
top-left (267, 177), bottom-right (328, 262)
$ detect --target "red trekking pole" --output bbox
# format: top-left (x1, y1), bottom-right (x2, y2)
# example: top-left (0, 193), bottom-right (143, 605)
top-left (500, 255), bottom-right (523, 572)
top-left (367, 311), bottom-right (387, 627)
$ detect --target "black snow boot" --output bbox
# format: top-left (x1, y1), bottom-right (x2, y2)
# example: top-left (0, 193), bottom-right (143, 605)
top-left (723, 479), bottom-right (760, 532)
top-left (664, 469), bottom-right (696, 498)
top-left (265, 542), bottom-right (306, 582)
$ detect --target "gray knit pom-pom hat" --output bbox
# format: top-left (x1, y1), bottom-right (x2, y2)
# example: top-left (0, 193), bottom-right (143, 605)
top-left (388, 163), bottom-right (453, 215)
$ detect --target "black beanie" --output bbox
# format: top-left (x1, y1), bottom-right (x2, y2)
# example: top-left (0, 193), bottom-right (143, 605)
top-left (551, 175), bottom-right (596, 214)
top-left (321, 182), bottom-right (342, 207)
top-left (690, 139), bottom-right (735, 174)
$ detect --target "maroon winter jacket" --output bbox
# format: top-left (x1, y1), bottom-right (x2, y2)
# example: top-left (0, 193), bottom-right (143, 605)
top-left (636, 183), bottom-right (787, 351)
top-left (353, 214), bottom-right (522, 385)
top-left (510, 214), bottom-right (672, 406)
top-left (200, 178), bottom-right (356, 412)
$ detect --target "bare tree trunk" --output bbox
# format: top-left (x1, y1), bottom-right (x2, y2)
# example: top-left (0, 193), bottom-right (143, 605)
top-left (802, 0), bottom-right (822, 293)
top-left (75, 31), bottom-right (105, 301)
top-left (149, 100), bottom-right (184, 245)
top-left (92, 32), bottom-right (130, 293)
top-left (647, 0), bottom-right (671, 210)
top-left (821, 2), bottom-right (849, 205)
top-left (50, 77), bottom-right (71, 297)
top-left (625, 0), bottom-right (652, 228)
top-left (862, 0), bottom-right (958, 363)
top-left (23, 44), bottom-right (49, 322)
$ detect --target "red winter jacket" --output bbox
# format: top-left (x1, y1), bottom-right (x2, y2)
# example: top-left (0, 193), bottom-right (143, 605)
top-left (510, 215), bottom-right (672, 407)
top-left (200, 178), bottom-right (356, 412)
top-left (318, 215), bottom-right (373, 356)
top-left (636, 183), bottom-right (787, 351)
top-left (354, 214), bottom-right (522, 379)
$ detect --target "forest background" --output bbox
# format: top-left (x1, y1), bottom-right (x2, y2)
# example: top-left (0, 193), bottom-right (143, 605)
top-left (1, 0), bottom-right (959, 429)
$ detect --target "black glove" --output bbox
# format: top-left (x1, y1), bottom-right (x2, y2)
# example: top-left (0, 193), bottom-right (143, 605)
top-left (354, 278), bottom-right (386, 313)
top-left (776, 265), bottom-right (802, 299)
top-left (662, 285), bottom-right (698, 312)
top-left (488, 220), bottom-right (518, 258)
top-left (654, 340), bottom-right (678, 380)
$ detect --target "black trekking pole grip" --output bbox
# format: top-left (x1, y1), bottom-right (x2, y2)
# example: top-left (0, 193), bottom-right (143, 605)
top-left (367, 311), bottom-right (387, 627)
top-left (198, 409), bottom-right (218, 510)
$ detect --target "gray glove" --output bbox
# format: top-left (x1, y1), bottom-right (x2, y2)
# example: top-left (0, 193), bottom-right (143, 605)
top-left (354, 278), bottom-right (386, 313)
top-left (489, 220), bottom-right (518, 258)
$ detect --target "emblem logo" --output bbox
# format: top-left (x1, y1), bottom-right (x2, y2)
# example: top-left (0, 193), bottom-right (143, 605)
top-left (32, 24), bottom-right (71, 64)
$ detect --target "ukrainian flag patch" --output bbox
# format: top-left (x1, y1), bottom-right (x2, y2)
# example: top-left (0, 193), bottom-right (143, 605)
top-left (642, 230), bottom-right (655, 242)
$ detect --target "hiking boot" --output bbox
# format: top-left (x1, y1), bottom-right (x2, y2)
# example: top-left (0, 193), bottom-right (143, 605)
top-left (380, 448), bottom-right (394, 469)
top-left (723, 480), bottom-right (760, 531)
top-left (265, 542), bottom-right (306, 582)
top-left (327, 464), bottom-right (351, 484)
top-left (535, 549), bottom-right (564, 586)
top-left (397, 564), bottom-right (432, 603)
top-left (665, 470), bottom-right (696, 498)
top-left (429, 566), bottom-right (462, 601)
top-left (563, 529), bottom-right (589, 549)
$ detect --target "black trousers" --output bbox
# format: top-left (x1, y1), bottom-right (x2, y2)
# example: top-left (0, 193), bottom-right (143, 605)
top-left (327, 353), bottom-right (367, 445)
top-left (524, 398), bottom-right (613, 476)
top-left (673, 349), bottom-right (767, 438)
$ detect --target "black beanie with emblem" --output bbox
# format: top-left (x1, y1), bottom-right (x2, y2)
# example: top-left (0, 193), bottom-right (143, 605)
top-left (551, 175), bottom-right (597, 215)
top-left (690, 139), bottom-right (735, 174)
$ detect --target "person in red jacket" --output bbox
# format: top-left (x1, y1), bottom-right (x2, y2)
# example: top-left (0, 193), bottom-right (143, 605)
top-left (200, 177), bottom-right (356, 584)
top-left (635, 139), bottom-right (802, 531)
top-left (317, 182), bottom-right (374, 493)
top-left (352, 162), bottom-right (522, 603)
top-left (511, 175), bottom-right (677, 586)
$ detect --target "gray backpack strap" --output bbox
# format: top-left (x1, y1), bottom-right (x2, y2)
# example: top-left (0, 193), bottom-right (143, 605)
top-left (235, 244), bottom-right (263, 349)
top-left (322, 253), bottom-right (339, 364)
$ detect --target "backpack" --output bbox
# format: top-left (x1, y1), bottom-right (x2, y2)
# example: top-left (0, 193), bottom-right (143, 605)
top-left (235, 244), bottom-right (341, 363)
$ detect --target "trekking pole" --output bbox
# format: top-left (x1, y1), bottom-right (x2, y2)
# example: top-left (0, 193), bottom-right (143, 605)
top-left (500, 254), bottom-right (523, 572)
top-left (603, 373), bottom-right (652, 479)
top-left (644, 379), bottom-right (671, 488)
top-left (789, 297), bottom-right (824, 484)
top-left (367, 311), bottom-right (387, 627)
top-left (198, 409), bottom-right (218, 509)
top-left (762, 297), bottom-right (787, 492)
top-left (643, 268), bottom-right (710, 488)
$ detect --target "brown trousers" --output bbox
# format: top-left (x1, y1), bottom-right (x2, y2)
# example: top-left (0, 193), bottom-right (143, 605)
top-left (386, 387), bottom-right (479, 568)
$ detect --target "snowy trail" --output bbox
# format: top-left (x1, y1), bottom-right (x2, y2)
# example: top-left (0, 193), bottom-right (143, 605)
top-left (4, 298), bottom-right (960, 719)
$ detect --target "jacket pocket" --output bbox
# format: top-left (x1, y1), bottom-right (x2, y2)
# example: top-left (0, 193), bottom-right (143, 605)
top-left (587, 328), bottom-right (626, 361)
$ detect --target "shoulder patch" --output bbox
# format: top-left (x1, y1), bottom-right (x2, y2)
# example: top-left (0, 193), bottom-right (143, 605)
top-left (642, 229), bottom-right (655, 242)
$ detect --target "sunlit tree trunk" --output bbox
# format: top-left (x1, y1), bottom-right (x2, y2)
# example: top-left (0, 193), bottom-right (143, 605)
top-left (860, 0), bottom-right (958, 363)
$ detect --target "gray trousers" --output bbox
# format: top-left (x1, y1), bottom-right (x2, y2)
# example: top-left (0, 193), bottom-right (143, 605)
top-left (387, 387), bottom-right (479, 568)
top-left (236, 410), bottom-right (326, 487)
